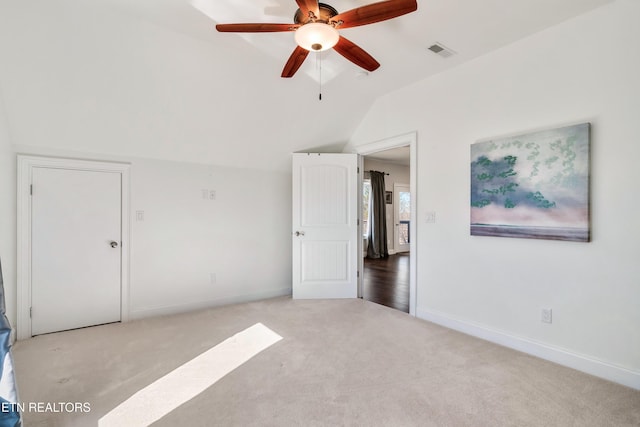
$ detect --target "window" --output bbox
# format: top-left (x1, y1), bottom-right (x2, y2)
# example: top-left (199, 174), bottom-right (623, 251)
top-left (398, 190), bottom-right (411, 244)
top-left (362, 179), bottom-right (371, 237)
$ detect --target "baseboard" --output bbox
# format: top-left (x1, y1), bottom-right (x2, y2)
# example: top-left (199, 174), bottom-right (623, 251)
top-left (417, 308), bottom-right (640, 391)
top-left (130, 287), bottom-right (292, 320)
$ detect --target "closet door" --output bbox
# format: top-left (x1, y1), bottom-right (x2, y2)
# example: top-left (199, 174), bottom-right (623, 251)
top-left (31, 167), bottom-right (122, 335)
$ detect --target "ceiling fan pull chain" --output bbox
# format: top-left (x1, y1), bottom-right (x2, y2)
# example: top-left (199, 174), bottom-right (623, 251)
top-left (318, 52), bottom-right (323, 101)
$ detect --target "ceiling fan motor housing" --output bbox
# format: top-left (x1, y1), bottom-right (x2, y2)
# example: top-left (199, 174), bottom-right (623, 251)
top-left (294, 3), bottom-right (339, 25)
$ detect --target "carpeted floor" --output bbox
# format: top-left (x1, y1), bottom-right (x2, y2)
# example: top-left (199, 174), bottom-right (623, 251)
top-left (12, 297), bottom-right (640, 426)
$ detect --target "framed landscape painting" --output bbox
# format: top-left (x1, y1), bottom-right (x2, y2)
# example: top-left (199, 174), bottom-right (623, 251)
top-left (470, 123), bottom-right (590, 242)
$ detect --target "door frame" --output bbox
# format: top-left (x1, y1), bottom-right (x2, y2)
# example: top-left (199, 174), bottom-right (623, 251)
top-left (353, 132), bottom-right (417, 316)
top-left (16, 155), bottom-right (131, 340)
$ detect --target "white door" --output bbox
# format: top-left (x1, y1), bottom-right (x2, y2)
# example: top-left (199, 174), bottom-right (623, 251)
top-left (394, 183), bottom-right (410, 253)
top-left (292, 153), bottom-right (359, 299)
top-left (31, 167), bottom-right (122, 335)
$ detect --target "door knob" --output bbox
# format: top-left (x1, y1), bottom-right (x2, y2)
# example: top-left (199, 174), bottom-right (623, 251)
top-left (294, 231), bottom-right (305, 237)
top-left (110, 241), bottom-right (119, 248)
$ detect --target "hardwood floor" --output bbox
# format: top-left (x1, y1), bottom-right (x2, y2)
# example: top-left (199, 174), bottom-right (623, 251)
top-left (363, 252), bottom-right (409, 313)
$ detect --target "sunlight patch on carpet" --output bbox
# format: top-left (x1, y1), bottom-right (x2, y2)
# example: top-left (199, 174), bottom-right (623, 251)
top-left (99, 323), bottom-right (282, 426)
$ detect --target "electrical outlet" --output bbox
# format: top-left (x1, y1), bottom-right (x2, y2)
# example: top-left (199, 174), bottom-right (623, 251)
top-left (209, 190), bottom-right (216, 200)
top-left (426, 211), bottom-right (436, 223)
top-left (541, 308), bottom-right (552, 324)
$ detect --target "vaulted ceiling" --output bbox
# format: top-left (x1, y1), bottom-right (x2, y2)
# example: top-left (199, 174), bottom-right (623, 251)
top-left (0, 0), bottom-right (613, 171)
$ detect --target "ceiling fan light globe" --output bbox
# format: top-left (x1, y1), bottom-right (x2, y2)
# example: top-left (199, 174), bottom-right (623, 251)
top-left (295, 23), bottom-right (339, 52)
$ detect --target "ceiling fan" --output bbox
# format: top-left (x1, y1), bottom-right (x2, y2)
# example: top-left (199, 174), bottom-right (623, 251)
top-left (216, 0), bottom-right (418, 78)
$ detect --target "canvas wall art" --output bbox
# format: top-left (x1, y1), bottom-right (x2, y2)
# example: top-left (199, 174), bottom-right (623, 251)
top-left (470, 123), bottom-right (590, 242)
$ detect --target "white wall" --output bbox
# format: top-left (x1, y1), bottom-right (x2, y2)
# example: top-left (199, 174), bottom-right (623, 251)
top-left (7, 145), bottom-right (292, 326)
top-left (347, 0), bottom-right (640, 388)
top-left (363, 158), bottom-right (410, 254)
top-left (128, 157), bottom-right (291, 318)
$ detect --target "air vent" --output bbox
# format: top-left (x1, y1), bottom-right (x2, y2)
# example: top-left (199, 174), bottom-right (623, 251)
top-left (428, 42), bottom-right (455, 58)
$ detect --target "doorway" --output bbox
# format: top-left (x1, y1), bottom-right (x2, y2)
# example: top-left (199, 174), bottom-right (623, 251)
top-left (355, 132), bottom-right (417, 315)
top-left (16, 156), bottom-right (131, 340)
top-left (362, 149), bottom-right (411, 312)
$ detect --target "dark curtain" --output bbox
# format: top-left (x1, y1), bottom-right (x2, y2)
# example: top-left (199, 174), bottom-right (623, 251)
top-left (367, 171), bottom-right (388, 259)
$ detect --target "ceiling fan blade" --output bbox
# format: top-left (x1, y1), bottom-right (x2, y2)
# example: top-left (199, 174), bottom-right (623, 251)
top-left (331, 0), bottom-right (417, 29)
top-left (216, 23), bottom-right (299, 33)
top-left (282, 46), bottom-right (310, 78)
top-left (333, 36), bottom-right (380, 72)
top-left (295, 0), bottom-right (320, 20)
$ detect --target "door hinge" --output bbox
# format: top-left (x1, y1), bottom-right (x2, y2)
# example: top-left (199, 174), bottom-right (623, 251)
top-left (357, 271), bottom-right (360, 278)
top-left (29, 307), bottom-right (32, 318)
top-left (357, 219), bottom-right (360, 226)
top-left (30, 184), bottom-right (33, 196)
top-left (357, 167), bottom-right (360, 174)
